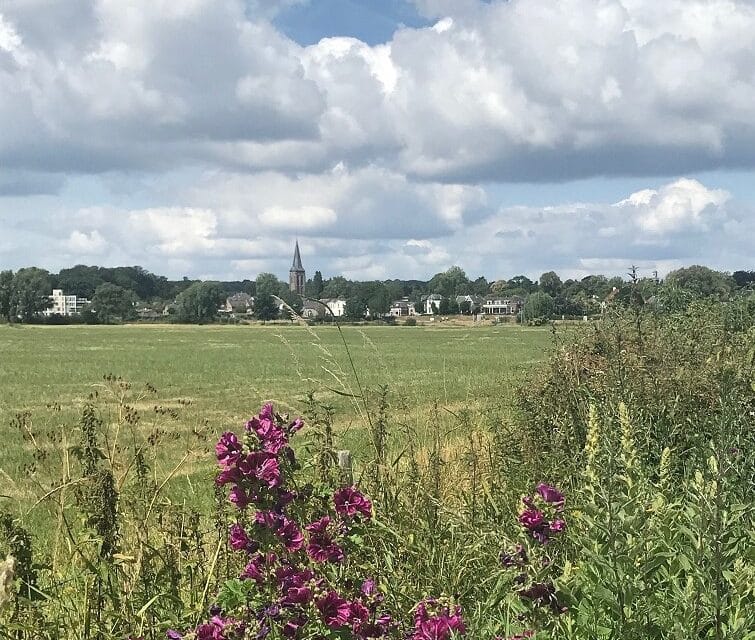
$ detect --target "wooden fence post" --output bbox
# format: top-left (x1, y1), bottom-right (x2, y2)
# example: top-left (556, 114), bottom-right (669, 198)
top-left (337, 450), bottom-right (353, 485)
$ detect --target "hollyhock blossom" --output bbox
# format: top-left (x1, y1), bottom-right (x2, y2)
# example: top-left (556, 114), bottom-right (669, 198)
top-left (216, 466), bottom-right (242, 487)
top-left (216, 432), bottom-right (243, 467)
top-left (518, 508), bottom-right (545, 531)
top-left (412, 601), bottom-right (466, 640)
top-left (256, 457), bottom-right (282, 488)
top-left (229, 486), bottom-right (250, 510)
top-left (281, 586), bottom-right (312, 606)
top-left (275, 517), bottom-right (304, 552)
top-left (333, 486), bottom-right (373, 519)
top-left (536, 482), bottom-right (565, 507)
top-left (549, 519), bottom-right (566, 532)
top-left (316, 591), bottom-right (351, 628)
top-left (229, 523), bottom-right (251, 551)
top-left (305, 517), bottom-right (345, 563)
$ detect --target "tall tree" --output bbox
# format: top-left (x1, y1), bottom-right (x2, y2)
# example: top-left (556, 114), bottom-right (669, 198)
top-left (471, 276), bottom-right (490, 296)
top-left (345, 297), bottom-right (367, 320)
top-left (12, 267), bottom-right (51, 322)
top-left (175, 281), bottom-right (225, 323)
top-left (321, 276), bottom-right (351, 299)
top-left (256, 273), bottom-right (285, 298)
top-left (91, 283), bottom-right (135, 323)
top-left (524, 291), bottom-right (555, 320)
top-left (428, 266), bottom-right (469, 298)
top-left (307, 270), bottom-right (324, 299)
top-left (539, 271), bottom-right (562, 296)
top-left (254, 293), bottom-right (279, 322)
top-left (0, 270), bottom-right (13, 322)
top-left (368, 288), bottom-right (391, 317)
top-left (665, 265), bottom-right (734, 299)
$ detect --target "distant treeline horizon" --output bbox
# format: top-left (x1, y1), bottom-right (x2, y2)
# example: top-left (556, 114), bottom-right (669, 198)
top-left (1, 263), bottom-right (753, 325)
top-left (3, 263), bottom-right (755, 302)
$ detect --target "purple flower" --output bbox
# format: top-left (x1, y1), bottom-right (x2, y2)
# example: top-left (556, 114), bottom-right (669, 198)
top-left (166, 631), bottom-right (182, 640)
top-left (361, 578), bottom-right (377, 597)
top-left (549, 519), bottom-right (566, 533)
top-left (256, 457), bottom-right (281, 488)
top-left (536, 482), bottom-right (565, 506)
top-left (215, 432), bottom-right (243, 467)
top-left (280, 586), bottom-right (312, 606)
top-left (216, 466), bottom-right (242, 486)
top-left (276, 517), bottom-right (304, 552)
top-left (518, 508), bottom-right (545, 531)
top-left (316, 591), bottom-right (351, 628)
top-left (229, 486), bottom-right (250, 510)
top-left (412, 601), bottom-right (466, 640)
top-left (333, 486), bottom-right (373, 519)
top-left (229, 523), bottom-right (251, 551)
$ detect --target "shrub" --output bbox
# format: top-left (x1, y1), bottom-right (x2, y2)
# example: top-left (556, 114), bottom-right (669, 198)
top-left (404, 318), bottom-right (417, 326)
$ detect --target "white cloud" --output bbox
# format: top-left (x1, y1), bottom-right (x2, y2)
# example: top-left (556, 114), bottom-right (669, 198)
top-left (2, 177), bottom-right (748, 282)
top-left (259, 205), bottom-right (337, 230)
top-left (618, 178), bottom-right (730, 234)
top-left (65, 229), bottom-right (108, 254)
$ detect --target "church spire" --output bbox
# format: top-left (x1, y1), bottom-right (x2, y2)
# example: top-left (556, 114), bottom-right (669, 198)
top-left (291, 240), bottom-right (303, 271)
top-left (289, 240), bottom-right (305, 295)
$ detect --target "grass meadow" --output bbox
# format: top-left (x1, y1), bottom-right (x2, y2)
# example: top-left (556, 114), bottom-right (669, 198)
top-left (0, 322), bottom-right (551, 513)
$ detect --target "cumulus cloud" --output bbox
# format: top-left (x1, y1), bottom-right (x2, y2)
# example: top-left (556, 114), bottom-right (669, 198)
top-left (3, 0), bottom-right (755, 181)
top-left (616, 178), bottom-right (729, 234)
top-left (65, 229), bottom-right (108, 254)
top-left (1, 176), bottom-right (749, 282)
top-left (1, 0), bottom-right (754, 279)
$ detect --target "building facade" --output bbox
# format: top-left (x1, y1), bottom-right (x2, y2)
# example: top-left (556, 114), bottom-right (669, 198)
top-left (289, 241), bottom-right (306, 295)
top-left (482, 295), bottom-right (524, 315)
top-left (44, 289), bottom-right (90, 316)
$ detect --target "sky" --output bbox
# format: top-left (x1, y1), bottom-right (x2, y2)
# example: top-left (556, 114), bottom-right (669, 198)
top-left (1, 0), bottom-right (754, 283)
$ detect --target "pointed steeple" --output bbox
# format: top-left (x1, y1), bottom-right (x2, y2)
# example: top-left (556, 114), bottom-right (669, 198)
top-left (289, 240), bottom-right (305, 295)
top-left (291, 240), bottom-right (304, 271)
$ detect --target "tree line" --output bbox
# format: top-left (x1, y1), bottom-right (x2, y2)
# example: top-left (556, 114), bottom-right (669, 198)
top-left (0, 263), bottom-right (753, 324)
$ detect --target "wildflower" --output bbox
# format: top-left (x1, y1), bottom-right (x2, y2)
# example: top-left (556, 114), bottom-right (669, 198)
top-left (549, 519), bottom-right (566, 533)
top-left (229, 486), bottom-right (251, 510)
top-left (519, 582), bottom-right (566, 614)
top-left (412, 601), bottom-right (465, 640)
top-left (280, 586), bottom-right (312, 606)
top-left (316, 591), bottom-right (351, 628)
top-left (306, 517), bottom-right (345, 563)
top-left (518, 508), bottom-right (545, 531)
top-left (229, 523), bottom-right (252, 551)
top-left (535, 483), bottom-right (565, 507)
top-left (282, 615), bottom-right (307, 638)
top-left (333, 486), bottom-right (373, 520)
top-left (216, 432), bottom-right (243, 467)
top-left (275, 517), bottom-right (304, 552)
top-left (216, 466), bottom-right (242, 486)
top-left (288, 417), bottom-right (304, 434)
top-left (256, 457), bottom-right (282, 488)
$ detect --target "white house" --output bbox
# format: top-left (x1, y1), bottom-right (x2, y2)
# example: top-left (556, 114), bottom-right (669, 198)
top-left (424, 294), bottom-right (443, 315)
top-left (222, 292), bottom-right (254, 315)
top-left (318, 298), bottom-right (347, 317)
top-left (44, 289), bottom-right (90, 316)
top-left (482, 295), bottom-right (524, 316)
top-left (389, 298), bottom-right (417, 317)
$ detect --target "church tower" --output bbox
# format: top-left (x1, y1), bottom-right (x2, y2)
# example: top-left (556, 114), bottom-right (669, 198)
top-left (289, 241), bottom-right (305, 295)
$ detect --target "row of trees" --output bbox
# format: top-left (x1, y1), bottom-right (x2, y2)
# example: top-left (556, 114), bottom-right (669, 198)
top-left (0, 263), bottom-right (752, 324)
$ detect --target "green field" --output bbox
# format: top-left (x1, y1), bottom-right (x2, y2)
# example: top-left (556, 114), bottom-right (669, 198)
top-left (0, 323), bottom-right (551, 503)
